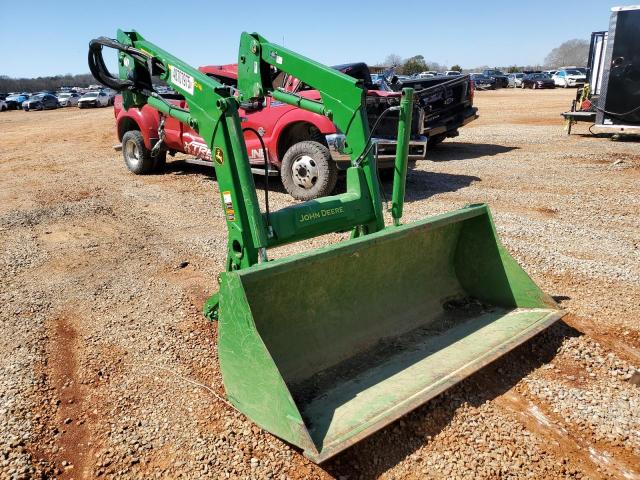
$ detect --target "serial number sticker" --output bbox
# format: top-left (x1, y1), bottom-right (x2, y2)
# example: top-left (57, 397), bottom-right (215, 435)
top-left (169, 65), bottom-right (194, 95)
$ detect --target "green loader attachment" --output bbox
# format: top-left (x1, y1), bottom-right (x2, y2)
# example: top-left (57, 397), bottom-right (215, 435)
top-left (218, 204), bottom-right (561, 461)
top-left (89, 31), bottom-right (564, 462)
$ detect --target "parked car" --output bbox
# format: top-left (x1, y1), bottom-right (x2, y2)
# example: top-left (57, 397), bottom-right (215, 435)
top-left (508, 73), bottom-right (525, 88)
top-left (552, 69), bottom-right (587, 88)
top-left (522, 73), bottom-right (555, 89)
top-left (78, 90), bottom-right (110, 108)
top-left (445, 70), bottom-right (462, 76)
top-left (0, 99), bottom-right (6, 112)
top-left (103, 89), bottom-right (117, 105)
top-left (22, 93), bottom-right (59, 111)
top-left (482, 69), bottom-right (509, 88)
top-left (470, 73), bottom-right (496, 90)
top-left (57, 92), bottom-right (81, 107)
top-left (4, 93), bottom-right (29, 110)
top-left (543, 70), bottom-right (557, 77)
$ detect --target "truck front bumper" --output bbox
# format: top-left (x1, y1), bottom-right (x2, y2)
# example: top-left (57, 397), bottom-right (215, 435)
top-left (326, 133), bottom-right (428, 169)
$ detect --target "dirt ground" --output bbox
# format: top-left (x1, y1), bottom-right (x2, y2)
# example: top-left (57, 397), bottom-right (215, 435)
top-left (1, 88), bottom-right (639, 479)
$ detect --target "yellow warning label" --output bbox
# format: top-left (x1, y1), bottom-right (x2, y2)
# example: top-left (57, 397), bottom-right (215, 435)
top-left (214, 147), bottom-right (224, 165)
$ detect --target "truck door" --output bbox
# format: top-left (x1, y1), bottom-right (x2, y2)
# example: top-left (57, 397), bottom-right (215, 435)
top-left (239, 98), bottom-right (276, 168)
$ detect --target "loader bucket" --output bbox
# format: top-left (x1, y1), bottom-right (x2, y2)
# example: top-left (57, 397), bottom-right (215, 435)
top-left (217, 203), bottom-right (563, 462)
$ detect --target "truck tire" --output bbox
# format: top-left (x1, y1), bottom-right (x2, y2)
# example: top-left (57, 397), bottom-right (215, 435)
top-left (428, 134), bottom-right (446, 148)
top-left (122, 130), bottom-right (155, 174)
top-left (281, 140), bottom-right (337, 200)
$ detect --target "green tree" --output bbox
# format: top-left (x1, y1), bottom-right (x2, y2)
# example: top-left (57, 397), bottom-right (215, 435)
top-left (401, 55), bottom-right (427, 76)
top-left (450, 64), bottom-right (462, 72)
top-left (507, 65), bottom-right (520, 73)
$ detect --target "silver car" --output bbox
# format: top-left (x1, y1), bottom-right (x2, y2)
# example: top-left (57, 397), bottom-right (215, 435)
top-left (508, 73), bottom-right (525, 88)
top-left (57, 92), bottom-right (81, 107)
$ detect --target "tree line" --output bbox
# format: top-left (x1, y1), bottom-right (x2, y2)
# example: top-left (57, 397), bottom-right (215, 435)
top-left (0, 73), bottom-right (95, 93)
top-left (377, 38), bottom-right (589, 75)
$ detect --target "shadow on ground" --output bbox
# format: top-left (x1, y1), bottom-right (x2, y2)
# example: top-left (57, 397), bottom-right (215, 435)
top-left (385, 169), bottom-right (481, 202)
top-left (161, 159), bottom-right (480, 202)
top-left (319, 320), bottom-right (581, 479)
top-left (427, 142), bottom-right (518, 162)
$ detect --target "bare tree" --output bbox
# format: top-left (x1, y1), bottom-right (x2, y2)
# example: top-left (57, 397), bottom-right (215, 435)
top-left (383, 54), bottom-right (403, 68)
top-left (425, 61), bottom-right (446, 72)
top-left (544, 39), bottom-right (589, 68)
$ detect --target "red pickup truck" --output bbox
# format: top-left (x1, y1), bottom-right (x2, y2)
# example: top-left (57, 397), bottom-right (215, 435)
top-left (114, 63), bottom-right (476, 200)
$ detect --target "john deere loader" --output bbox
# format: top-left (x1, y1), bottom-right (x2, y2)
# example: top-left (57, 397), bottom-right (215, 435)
top-left (88, 31), bottom-right (564, 462)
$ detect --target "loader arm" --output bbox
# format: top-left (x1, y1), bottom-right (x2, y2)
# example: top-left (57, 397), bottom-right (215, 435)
top-left (89, 30), bottom-right (414, 271)
top-left (90, 30), bottom-right (269, 271)
top-left (236, 32), bottom-right (385, 231)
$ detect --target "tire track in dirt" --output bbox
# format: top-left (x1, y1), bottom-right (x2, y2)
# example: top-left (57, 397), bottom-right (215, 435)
top-left (31, 311), bottom-right (97, 479)
top-left (495, 390), bottom-right (640, 480)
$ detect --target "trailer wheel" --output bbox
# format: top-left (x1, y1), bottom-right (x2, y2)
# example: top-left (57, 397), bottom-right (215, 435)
top-left (281, 140), bottom-right (337, 200)
top-left (122, 130), bottom-right (156, 174)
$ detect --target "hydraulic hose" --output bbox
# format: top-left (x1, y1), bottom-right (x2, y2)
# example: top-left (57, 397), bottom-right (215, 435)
top-left (89, 37), bottom-right (137, 92)
top-left (88, 37), bottom-right (191, 128)
top-left (242, 128), bottom-right (271, 228)
top-left (355, 105), bottom-right (399, 171)
top-left (88, 37), bottom-right (161, 95)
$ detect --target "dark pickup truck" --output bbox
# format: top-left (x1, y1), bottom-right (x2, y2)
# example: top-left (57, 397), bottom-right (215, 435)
top-left (365, 66), bottom-right (479, 147)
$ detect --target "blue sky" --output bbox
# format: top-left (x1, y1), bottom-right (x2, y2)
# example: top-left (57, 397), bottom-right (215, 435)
top-left (0, 0), bottom-right (620, 78)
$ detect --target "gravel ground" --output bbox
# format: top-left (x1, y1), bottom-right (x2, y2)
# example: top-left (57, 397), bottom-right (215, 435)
top-left (1, 88), bottom-right (639, 479)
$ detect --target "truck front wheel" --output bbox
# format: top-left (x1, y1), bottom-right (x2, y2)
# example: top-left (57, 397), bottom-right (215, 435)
top-left (122, 130), bottom-right (158, 174)
top-left (280, 140), bottom-right (337, 200)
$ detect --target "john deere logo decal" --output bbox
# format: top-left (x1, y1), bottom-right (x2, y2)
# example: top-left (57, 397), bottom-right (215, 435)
top-left (214, 147), bottom-right (224, 165)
